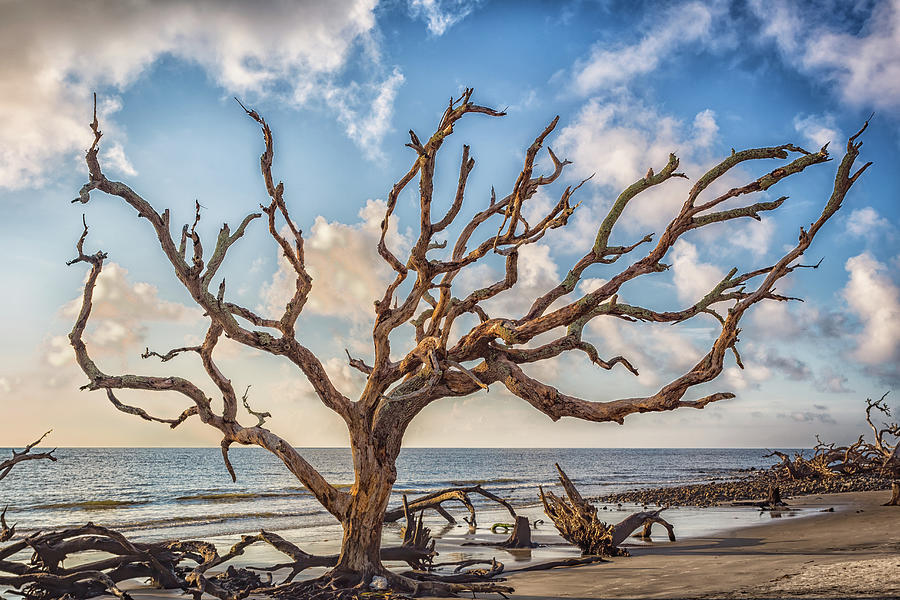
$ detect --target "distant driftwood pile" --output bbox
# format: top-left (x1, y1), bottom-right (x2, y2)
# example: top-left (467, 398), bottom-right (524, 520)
top-left (766, 394), bottom-right (899, 506)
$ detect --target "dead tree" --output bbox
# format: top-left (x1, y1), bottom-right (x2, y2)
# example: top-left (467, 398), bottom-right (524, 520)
top-left (67, 89), bottom-right (869, 595)
top-left (767, 394), bottom-right (899, 483)
top-left (541, 464), bottom-right (675, 556)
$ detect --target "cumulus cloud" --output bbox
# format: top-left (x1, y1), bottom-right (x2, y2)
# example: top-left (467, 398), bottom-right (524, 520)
top-left (571, 2), bottom-right (716, 95)
top-left (845, 206), bottom-right (893, 238)
top-left (793, 113), bottom-right (844, 150)
top-left (53, 262), bottom-right (200, 364)
top-left (780, 408), bottom-right (837, 425)
top-left (669, 240), bottom-right (725, 304)
top-left (751, 0), bottom-right (900, 112)
top-left (455, 243), bottom-right (561, 319)
top-left (0, 0), bottom-right (392, 189)
top-left (842, 252), bottom-right (900, 364)
top-left (100, 142), bottom-right (138, 177)
top-left (408, 0), bottom-right (479, 36)
top-left (261, 199), bottom-right (410, 321)
top-left (555, 95), bottom-right (729, 233)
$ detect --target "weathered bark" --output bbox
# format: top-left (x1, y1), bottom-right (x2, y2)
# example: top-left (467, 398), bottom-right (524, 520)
top-left (885, 481), bottom-right (900, 506)
top-left (542, 464), bottom-right (677, 556)
top-left (68, 90), bottom-right (869, 594)
top-left (0, 506), bottom-right (14, 542)
top-left (765, 485), bottom-right (787, 509)
top-left (384, 484), bottom-right (517, 526)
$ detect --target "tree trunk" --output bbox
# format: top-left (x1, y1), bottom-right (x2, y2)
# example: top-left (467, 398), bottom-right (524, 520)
top-left (330, 435), bottom-right (397, 583)
top-left (885, 481), bottom-right (900, 506)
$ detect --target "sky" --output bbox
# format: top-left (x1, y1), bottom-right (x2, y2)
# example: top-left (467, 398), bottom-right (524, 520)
top-left (1, 0), bottom-right (898, 449)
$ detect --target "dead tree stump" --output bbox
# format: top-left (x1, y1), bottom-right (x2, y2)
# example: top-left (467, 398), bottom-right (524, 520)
top-left (500, 515), bottom-right (535, 548)
top-left (541, 463), bottom-right (677, 556)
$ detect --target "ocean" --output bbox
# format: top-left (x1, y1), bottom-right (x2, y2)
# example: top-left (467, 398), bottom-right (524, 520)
top-left (0, 447), bottom-right (795, 544)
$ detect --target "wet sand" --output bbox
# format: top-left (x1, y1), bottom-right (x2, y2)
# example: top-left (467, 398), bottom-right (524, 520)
top-left (498, 490), bottom-right (900, 599)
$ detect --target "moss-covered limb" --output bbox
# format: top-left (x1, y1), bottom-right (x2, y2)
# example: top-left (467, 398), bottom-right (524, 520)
top-left (692, 146), bottom-right (828, 213)
top-left (594, 153), bottom-right (683, 255)
top-left (689, 196), bottom-right (787, 229)
top-left (686, 143), bottom-right (811, 207)
top-left (522, 154), bottom-right (681, 323)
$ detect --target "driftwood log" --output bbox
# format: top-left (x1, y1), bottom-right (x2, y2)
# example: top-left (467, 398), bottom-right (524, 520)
top-left (541, 464), bottom-right (676, 556)
top-left (384, 484), bottom-right (516, 527)
top-left (885, 481), bottom-right (900, 507)
top-left (0, 431), bottom-right (56, 483)
top-left (386, 484), bottom-right (536, 548)
top-left (767, 394), bottom-right (899, 483)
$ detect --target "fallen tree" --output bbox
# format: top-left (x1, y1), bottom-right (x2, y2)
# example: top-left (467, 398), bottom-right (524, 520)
top-left (66, 87), bottom-right (870, 596)
top-left (541, 464), bottom-right (675, 556)
top-left (766, 395), bottom-right (899, 485)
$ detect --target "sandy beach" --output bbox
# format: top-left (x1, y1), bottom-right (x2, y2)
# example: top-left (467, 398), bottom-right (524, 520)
top-left (496, 490), bottom-right (900, 599)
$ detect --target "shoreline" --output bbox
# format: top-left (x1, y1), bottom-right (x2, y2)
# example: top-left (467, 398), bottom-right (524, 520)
top-left (6, 487), bottom-right (898, 598)
top-left (495, 489), bottom-right (900, 599)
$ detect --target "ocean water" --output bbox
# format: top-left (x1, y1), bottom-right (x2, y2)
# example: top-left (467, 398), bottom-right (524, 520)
top-left (0, 447), bottom-right (793, 543)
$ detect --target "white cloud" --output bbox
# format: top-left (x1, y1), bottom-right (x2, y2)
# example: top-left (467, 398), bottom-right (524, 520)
top-left (408, 0), bottom-right (479, 36)
top-left (843, 252), bottom-right (900, 364)
top-left (555, 95), bottom-right (725, 232)
top-left (571, 2), bottom-right (716, 95)
top-left (752, 0), bottom-right (900, 112)
top-left (455, 243), bottom-right (561, 319)
top-left (729, 216), bottom-right (775, 257)
top-left (793, 113), bottom-right (844, 150)
top-left (55, 262), bottom-right (200, 363)
top-left (0, 0), bottom-right (387, 189)
top-left (324, 67), bottom-right (406, 158)
top-left (845, 206), bottom-right (893, 238)
top-left (669, 240), bottom-right (725, 304)
top-left (261, 199), bottom-right (411, 321)
top-left (100, 142), bottom-right (138, 177)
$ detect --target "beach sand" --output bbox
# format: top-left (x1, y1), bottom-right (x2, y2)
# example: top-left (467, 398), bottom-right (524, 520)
top-left (493, 490), bottom-right (900, 599)
top-left (22, 489), bottom-right (899, 600)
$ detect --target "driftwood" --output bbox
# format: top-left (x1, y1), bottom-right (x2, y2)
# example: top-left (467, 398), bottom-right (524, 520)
top-left (0, 501), bottom-right (510, 600)
top-left (731, 485), bottom-right (789, 510)
top-left (767, 394), bottom-right (900, 483)
top-left (384, 484), bottom-right (516, 527)
top-left (541, 463), bottom-right (676, 556)
top-left (0, 431), bottom-right (56, 483)
top-left (386, 484), bottom-right (536, 548)
top-left (885, 481), bottom-right (900, 507)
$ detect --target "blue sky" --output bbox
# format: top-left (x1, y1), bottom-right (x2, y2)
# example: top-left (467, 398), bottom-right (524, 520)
top-left (1, 0), bottom-right (898, 448)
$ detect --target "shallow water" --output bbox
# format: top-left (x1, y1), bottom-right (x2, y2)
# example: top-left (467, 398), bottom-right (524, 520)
top-left (0, 447), bottom-right (803, 542)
